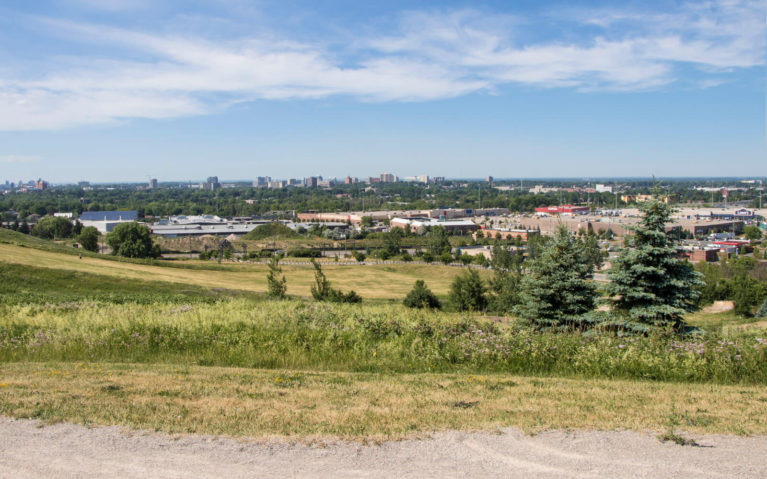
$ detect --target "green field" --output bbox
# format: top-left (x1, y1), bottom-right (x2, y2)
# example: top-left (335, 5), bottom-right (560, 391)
top-left (1, 228), bottom-right (766, 439)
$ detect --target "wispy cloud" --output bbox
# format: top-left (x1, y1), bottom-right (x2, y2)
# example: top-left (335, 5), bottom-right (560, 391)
top-left (0, 0), bottom-right (763, 130)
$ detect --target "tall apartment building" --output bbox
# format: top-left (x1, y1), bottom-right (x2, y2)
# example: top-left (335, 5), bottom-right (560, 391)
top-left (149, 178), bottom-right (158, 189)
top-left (380, 173), bottom-right (396, 183)
top-left (205, 176), bottom-right (220, 190)
top-left (253, 176), bottom-right (270, 187)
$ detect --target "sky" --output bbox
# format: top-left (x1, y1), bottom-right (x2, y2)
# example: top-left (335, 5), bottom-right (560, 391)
top-left (0, 0), bottom-right (764, 183)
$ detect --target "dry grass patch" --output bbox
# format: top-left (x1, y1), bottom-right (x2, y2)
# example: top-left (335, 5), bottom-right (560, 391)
top-left (0, 243), bottom-right (480, 299)
top-left (1, 362), bottom-right (766, 441)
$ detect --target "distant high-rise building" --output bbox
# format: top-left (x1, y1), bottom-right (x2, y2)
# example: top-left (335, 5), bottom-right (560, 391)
top-left (205, 176), bottom-right (220, 190)
top-left (345, 176), bottom-right (353, 184)
top-left (380, 173), bottom-right (396, 183)
top-left (253, 176), bottom-right (270, 187)
top-left (432, 177), bottom-right (445, 183)
top-left (35, 179), bottom-right (48, 190)
top-left (486, 176), bottom-right (493, 183)
top-left (306, 176), bottom-right (319, 188)
top-left (417, 175), bottom-right (429, 184)
top-left (149, 178), bottom-right (158, 189)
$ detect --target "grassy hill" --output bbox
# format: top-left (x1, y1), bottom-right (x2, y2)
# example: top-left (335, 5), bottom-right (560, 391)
top-left (0, 232), bottom-right (481, 300)
top-left (2, 227), bottom-right (766, 441)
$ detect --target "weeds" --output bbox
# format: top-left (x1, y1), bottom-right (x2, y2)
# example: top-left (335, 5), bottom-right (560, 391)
top-left (657, 405), bottom-right (700, 446)
top-left (1, 299), bottom-right (766, 384)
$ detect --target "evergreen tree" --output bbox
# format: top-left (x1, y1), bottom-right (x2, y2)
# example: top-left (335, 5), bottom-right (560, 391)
top-left (266, 255), bottom-right (287, 299)
top-left (310, 259), bottom-right (361, 303)
top-left (605, 197), bottom-right (703, 332)
top-left (310, 259), bottom-right (332, 301)
top-left (516, 225), bottom-right (596, 331)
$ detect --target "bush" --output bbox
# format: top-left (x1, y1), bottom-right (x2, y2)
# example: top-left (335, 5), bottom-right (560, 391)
top-left (353, 251), bottom-right (366, 262)
top-left (287, 248), bottom-right (322, 258)
top-left (403, 280), bottom-right (441, 309)
top-left (450, 269), bottom-right (487, 311)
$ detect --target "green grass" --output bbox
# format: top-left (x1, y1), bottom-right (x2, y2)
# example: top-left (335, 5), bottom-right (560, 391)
top-left (2, 299), bottom-right (766, 384)
top-left (3, 227), bottom-right (767, 439)
top-left (0, 240), bottom-right (483, 299)
top-left (0, 263), bottom-right (253, 304)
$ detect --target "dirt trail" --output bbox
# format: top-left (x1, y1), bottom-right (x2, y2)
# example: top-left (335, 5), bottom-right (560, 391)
top-left (2, 418), bottom-right (766, 478)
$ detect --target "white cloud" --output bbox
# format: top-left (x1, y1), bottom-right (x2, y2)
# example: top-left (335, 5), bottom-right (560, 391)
top-left (0, 0), bottom-right (763, 130)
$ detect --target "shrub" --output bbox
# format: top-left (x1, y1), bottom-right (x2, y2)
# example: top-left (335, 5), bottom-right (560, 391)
top-left (450, 269), bottom-right (487, 311)
top-left (403, 280), bottom-right (441, 309)
top-left (287, 248), bottom-right (322, 258)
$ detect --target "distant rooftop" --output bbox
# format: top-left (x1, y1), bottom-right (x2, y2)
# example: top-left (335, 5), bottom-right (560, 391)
top-left (80, 211), bottom-right (138, 222)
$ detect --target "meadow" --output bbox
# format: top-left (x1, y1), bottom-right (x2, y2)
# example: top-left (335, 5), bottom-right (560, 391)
top-left (2, 228), bottom-right (766, 439)
top-left (0, 240), bottom-right (480, 300)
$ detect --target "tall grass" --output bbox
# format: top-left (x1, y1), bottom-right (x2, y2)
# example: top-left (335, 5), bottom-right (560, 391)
top-left (2, 299), bottom-right (765, 384)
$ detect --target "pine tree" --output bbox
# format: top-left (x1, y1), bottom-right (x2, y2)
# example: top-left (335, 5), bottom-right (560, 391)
top-left (604, 197), bottom-right (703, 333)
top-left (310, 259), bottom-right (332, 301)
top-left (266, 255), bottom-right (287, 299)
top-left (515, 225), bottom-right (596, 331)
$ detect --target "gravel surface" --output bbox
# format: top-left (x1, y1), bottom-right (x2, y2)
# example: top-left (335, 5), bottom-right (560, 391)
top-left (1, 417), bottom-right (766, 478)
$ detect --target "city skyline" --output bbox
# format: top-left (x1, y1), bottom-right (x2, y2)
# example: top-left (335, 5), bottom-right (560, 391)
top-left (0, 0), bottom-right (764, 182)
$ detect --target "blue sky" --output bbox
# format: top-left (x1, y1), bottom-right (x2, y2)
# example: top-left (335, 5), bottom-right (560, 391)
top-left (0, 0), bottom-right (764, 183)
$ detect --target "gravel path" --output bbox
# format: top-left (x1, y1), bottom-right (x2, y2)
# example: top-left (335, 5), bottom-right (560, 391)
top-left (1, 417), bottom-right (766, 478)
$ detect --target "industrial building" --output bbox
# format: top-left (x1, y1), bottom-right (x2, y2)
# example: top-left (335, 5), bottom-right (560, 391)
top-left (390, 217), bottom-right (477, 234)
top-left (534, 205), bottom-right (590, 215)
top-left (476, 228), bottom-right (539, 241)
top-left (79, 211), bottom-right (138, 233)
